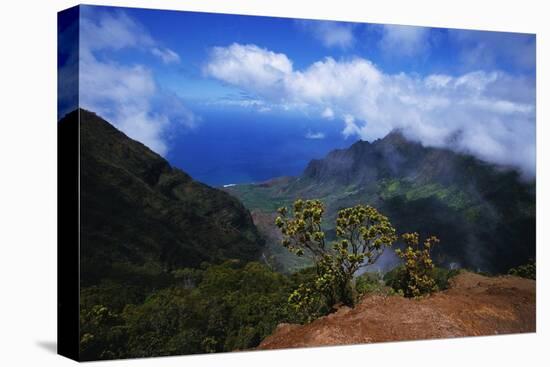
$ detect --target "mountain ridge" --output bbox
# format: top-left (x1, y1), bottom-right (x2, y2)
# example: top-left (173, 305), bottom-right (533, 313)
top-left (226, 130), bottom-right (535, 274)
top-left (64, 108), bottom-right (265, 286)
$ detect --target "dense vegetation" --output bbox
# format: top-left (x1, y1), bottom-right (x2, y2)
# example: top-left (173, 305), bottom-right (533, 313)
top-left (508, 259), bottom-right (536, 280)
top-left (80, 260), bottom-right (296, 360)
top-left (79, 252), bottom-right (465, 359)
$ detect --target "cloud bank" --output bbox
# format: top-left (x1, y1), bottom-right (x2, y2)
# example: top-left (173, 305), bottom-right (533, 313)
top-left (77, 10), bottom-right (190, 156)
top-left (204, 43), bottom-right (535, 177)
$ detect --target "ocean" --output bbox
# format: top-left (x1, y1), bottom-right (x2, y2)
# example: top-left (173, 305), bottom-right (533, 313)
top-left (167, 106), bottom-right (352, 187)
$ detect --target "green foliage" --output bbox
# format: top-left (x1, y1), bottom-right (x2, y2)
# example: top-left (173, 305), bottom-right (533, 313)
top-left (355, 272), bottom-right (391, 296)
top-left (122, 287), bottom-right (200, 357)
top-left (80, 281), bottom-right (148, 313)
top-left (287, 283), bottom-right (327, 323)
top-left (171, 267), bottom-right (204, 288)
top-left (379, 179), bottom-right (472, 211)
top-left (383, 266), bottom-right (403, 290)
top-left (79, 305), bottom-right (127, 360)
top-left (226, 183), bottom-right (293, 213)
top-left (335, 204), bottom-right (398, 271)
top-left (508, 259), bottom-right (536, 280)
top-left (276, 199), bottom-right (397, 308)
top-left (391, 233), bottom-right (441, 298)
top-left (79, 261), bottom-right (298, 360)
top-left (432, 267), bottom-right (461, 290)
top-left (275, 199), bottom-right (327, 259)
top-left (385, 265), bottom-right (460, 294)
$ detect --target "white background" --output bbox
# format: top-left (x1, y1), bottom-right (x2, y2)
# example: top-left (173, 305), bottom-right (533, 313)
top-left (0, 0), bottom-right (548, 366)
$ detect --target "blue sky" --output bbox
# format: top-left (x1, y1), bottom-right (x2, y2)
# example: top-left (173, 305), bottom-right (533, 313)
top-left (58, 5), bottom-right (536, 185)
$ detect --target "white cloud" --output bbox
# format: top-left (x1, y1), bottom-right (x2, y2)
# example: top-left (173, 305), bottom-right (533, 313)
top-left (305, 131), bottom-right (326, 140)
top-left (78, 10), bottom-right (194, 156)
top-left (342, 114), bottom-right (360, 138)
top-left (151, 47), bottom-right (181, 64)
top-left (321, 107), bottom-right (335, 119)
top-left (80, 10), bottom-right (154, 52)
top-left (204, 43), bottom-right (292, 98)
top-left (284, 57), bottom-right (383, 107)
top-left (298, 20), bottom-right (355, 49)
top-left (379, 25), bottom-right (431, 57)
top-left (204, 43), bottom-right (535, 177)
top-left (79, 51), bottom-right (169, 155)
top-left (81, 10), bottom-right (181, 65)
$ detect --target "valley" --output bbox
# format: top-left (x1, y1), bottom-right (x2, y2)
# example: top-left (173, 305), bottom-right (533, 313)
top-left (226, 131), bottom-right (535, 274)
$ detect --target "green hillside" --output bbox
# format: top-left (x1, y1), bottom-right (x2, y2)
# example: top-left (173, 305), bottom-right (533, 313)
top-left (74, 109), bottom-right (265, 287)
top-left (226, 131), bottom-right (535, 274)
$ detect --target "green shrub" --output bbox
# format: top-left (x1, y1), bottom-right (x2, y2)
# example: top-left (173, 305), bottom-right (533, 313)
top-left (432, 267), bottom-right (461, 290)
top-left (391, 233), bottom-right (440, 298)
top-left (276, 199), bottom-right (397, 308)
top-left (385, 264), bottom-right (460, 298)
top-left (508, 260), bottom-right (536, 280)
top-left (355, 272), bottom-right (385, 295)
top-left (383, 266), bottom-right (401, 289)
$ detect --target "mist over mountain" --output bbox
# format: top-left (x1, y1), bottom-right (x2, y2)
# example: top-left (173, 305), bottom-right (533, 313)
top-left (63, 109), bottom-right (264, 286)
top-left (226, 130), bottom-right (535, 274)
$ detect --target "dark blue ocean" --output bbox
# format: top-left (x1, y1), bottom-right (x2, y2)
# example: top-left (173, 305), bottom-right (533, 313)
top-left (166, 106), bottom-right (352, 188)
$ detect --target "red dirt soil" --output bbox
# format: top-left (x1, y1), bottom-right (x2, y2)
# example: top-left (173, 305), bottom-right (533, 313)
top-left (258, 272), bottom-right (535, 350)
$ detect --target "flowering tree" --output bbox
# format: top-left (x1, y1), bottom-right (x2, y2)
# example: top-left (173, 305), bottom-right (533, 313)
top-left (394, 232), bottom-right (440, 298)
top-left (276, 199), bottom-right (397, 308)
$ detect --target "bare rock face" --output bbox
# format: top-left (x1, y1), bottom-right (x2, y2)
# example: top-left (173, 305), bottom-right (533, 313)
top-left (258, 272), bottom-right (535, 350)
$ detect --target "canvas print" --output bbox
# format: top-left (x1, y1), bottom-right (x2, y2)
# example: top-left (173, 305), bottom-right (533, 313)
top-left (57, 5), bottom-right (536, 361)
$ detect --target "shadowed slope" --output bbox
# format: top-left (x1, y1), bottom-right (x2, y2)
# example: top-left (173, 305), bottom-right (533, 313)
top-left (63, 109), bottom-right (264, 286)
